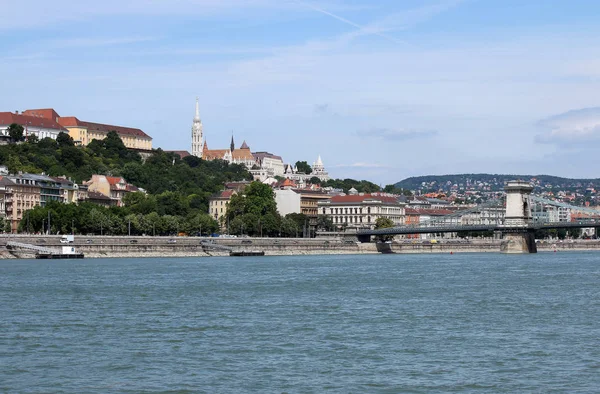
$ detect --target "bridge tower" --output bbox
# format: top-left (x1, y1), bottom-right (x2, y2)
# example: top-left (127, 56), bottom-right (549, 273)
top-left (499, 181), bottom-right (537, 253)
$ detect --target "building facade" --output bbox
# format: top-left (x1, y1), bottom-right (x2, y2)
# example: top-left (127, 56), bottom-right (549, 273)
top-left (318, 192), bottom-right (405, 230)
top-left (209, 189), bottom-right (236, 229)
top-left (83, 175), bottom-right (139, 207)
top-left (0, 175), bottom-right (41, 233)
top-left (274, 189), bottom-right (302, 216)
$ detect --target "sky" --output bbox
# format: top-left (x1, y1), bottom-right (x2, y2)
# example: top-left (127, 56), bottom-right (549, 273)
top-left (2, 0), bottom-right (600, 185)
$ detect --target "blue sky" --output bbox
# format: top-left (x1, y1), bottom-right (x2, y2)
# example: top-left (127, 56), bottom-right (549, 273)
top-left (2, 0), bottom-right (600, 184)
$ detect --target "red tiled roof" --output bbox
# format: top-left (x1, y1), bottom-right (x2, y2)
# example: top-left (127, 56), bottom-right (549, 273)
top-left (329, 193), bottom-right (399, 204)
top-left (204, 149), bottom-right (230, 160)
top-left (277, 178), bottom-right (297, 188)
top-left (57, 116), bottom-right (83, 127)
top-left (22, 108), bottom-right (61, 121)
top-left (106, 176), bottom-right (125, 185)
top-left (210, 189), bottom-right (236, 200)
top-left (0, 112), bottom-right (68, 131)
top-left (232, 149), bottom-right (254, 160)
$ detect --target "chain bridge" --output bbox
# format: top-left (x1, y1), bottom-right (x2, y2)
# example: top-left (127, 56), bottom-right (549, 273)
top-left (357, 181), bottom-right (600, 253)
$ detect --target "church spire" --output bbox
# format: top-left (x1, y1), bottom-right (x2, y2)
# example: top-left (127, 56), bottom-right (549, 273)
top-left (194, 97), bottom-right (200, 121)
top-left (191, 97), bottom-right (203, 158)
top-left (230, 132), bottom-right (235, 152)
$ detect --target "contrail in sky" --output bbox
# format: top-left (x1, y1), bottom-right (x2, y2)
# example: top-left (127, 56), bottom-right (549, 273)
top-left (291, 0), bottom-right (402, 44)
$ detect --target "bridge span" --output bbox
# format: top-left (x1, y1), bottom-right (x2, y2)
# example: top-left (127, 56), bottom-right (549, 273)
top-left (357, 181), bottom-right (600, 253)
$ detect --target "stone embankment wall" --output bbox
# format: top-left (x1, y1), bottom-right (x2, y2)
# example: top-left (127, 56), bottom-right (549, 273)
top-left (1, 235), bottom-right (600, 258)
top-left (0, 235), bottom-right (378, 258)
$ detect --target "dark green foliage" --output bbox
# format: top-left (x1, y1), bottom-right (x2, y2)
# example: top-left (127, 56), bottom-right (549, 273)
top-left (316, 215), bottom-right (335, 231)
top-left (225, 181), bottom-right (310, 237)
top-left (226, 181), bottom-right (282, 237)
top-left (0, 133), bottom-right (252, 219)
top-left (18, 200), bottom-right (218, 236)
top-left (309, 176), bottom-right (321, 184)
top-left (374, 217), bottom-right (395, 241)
top-left (383, 184), bottom-right (412, 196)
top-left (295, 161), bottom-right (312, 174)
top-left (322, 178), bottom-right (381, 193)
top-left (56, 132), bottom-right (74, 147)
top-left (8, 123), bottom-right (24, 142)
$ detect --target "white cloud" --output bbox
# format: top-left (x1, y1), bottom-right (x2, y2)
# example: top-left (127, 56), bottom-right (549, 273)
top-left (536, 107), bottom-right (600, 144)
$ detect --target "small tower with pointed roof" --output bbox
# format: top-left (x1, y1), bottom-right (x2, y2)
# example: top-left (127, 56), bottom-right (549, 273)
top-left (191, 97), bottom-right (203, 158)
top-left (312, 154), bottom-right (329, 181)
top-left (230, 133), bottom-right (235, 152)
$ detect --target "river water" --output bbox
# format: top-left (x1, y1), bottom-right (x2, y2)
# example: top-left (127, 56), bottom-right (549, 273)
top-left (1, 253), bottom-right (600, 393)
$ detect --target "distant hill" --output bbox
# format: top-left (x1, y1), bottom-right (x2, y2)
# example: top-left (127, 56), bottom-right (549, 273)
top-left (395, 174), bottom-right (600, 192)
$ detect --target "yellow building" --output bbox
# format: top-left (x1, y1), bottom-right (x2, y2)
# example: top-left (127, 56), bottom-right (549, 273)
top-left (58, 116), bottom-right (152, 150)
top-left (209, 189), bottom-right (236, 228)
top-left (22, 108), bottom-right (152, 150)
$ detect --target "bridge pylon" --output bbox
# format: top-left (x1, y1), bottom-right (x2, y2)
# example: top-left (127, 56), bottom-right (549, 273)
top-left (498, 180), bottom-right (537, 253)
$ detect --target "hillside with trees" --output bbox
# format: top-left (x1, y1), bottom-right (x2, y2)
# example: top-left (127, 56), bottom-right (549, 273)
top-left (0, 130), bottom-right (256, 234)
top-left (396, 174), bottom-right (600, 193)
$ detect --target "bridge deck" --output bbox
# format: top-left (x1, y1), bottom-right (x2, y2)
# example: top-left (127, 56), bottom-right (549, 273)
top-left (358, 220), bottom-right (599, 236)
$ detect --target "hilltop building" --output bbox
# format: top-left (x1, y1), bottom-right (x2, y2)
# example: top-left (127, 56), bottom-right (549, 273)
top-left (282, 155), bottom-right (330, 184)
top-left (251, 152), bottom-right (285, 181)
top-left (0, 108), bottom-right (152, 150)
top-left (202, 138), bottom-right (255, 168)
top-left (0, 110), bottom-right (68, 143)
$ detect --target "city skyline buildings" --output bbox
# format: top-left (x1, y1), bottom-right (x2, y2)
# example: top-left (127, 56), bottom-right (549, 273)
top-left (2, 1), bottom-right (600, 183)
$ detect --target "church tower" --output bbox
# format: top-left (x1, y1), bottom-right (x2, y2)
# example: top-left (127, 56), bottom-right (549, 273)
top-left (191, 97), bottom-right (203, 157)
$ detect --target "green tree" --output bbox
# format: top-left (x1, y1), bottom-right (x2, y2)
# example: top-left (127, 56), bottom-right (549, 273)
top-left (309, 176), bottom-right (321, 184)
top-left (316, 215), bottom-right (334, 231)
top-left (7, 123), bottom-right (24, 142)
top-left (295, 161), bottom-right (312, 174)
top-left (56, 132), bottom-right (74, 147)
top-left (374, 217), bottom-right (395, 242)
top-left (280, 216), bottom-right (300, 237)
top-left (123, 192), bottom-right (157, 214)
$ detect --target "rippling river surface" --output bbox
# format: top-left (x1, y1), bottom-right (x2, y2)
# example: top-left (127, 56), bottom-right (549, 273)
top-left (2, 253), bottom-right (600, 393)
